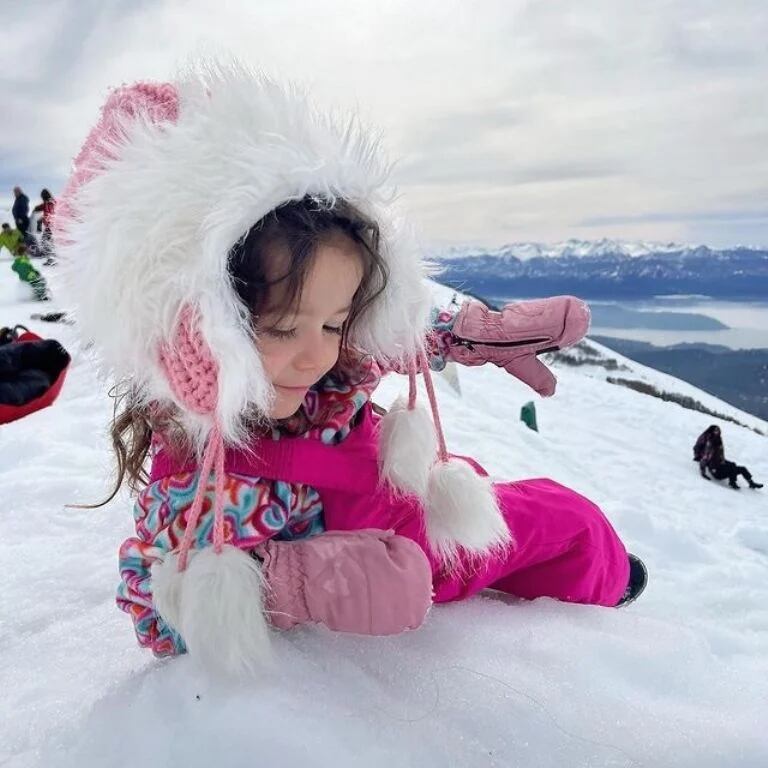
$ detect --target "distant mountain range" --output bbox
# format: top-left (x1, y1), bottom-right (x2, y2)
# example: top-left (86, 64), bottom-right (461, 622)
top-left (591, 337), bottom-right (768, 421)
top-left (433, 239), bottom-right (768, 299)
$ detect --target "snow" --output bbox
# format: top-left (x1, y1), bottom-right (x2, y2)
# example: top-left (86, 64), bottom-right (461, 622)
top-left (2, 272), bottom-right (767, 767)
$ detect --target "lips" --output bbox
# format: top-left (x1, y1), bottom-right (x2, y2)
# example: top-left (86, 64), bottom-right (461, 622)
top-left (276, 384), bottom-right (310, 392)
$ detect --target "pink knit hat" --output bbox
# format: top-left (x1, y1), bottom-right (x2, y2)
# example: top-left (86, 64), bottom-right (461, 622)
top-left (55, 83), bottom-right (180, 233)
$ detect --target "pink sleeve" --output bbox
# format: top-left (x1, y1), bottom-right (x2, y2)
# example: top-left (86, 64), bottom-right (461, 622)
top-left (116, 486), bottom-right (186, 656)
top-left (116, 468), bottom-right (310, 657)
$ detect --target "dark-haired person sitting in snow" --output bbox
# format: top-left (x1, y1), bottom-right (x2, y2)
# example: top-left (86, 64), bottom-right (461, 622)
top-left (694, 425), bottom-right (762, 490)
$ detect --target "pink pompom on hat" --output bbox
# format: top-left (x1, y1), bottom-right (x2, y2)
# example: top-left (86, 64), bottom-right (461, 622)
top-left (55, 82), bottom-right (180, 230)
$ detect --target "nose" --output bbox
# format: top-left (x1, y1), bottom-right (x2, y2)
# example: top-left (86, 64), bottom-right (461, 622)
top-left (293, 330), bottom-right (331, 373)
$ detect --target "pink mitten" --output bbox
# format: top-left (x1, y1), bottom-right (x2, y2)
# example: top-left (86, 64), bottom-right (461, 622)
top-left (446, 296), bottom-right (590, 396)
top-left (255, 530), bottom-right (433, 635)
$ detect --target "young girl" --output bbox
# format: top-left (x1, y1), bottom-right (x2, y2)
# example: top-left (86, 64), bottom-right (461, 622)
top-left (55, 61), bottom-right (642, 674)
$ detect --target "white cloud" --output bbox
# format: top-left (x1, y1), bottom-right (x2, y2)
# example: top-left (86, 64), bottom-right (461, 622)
top-left (2, 0), bottom-right (767, 247)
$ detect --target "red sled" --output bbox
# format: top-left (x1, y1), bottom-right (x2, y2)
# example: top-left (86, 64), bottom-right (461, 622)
top-left (0, 325), bottom-right (71, 425)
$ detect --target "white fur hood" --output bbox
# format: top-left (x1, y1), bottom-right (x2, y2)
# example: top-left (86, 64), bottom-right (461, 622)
top-left (54, 59), bottom-right (431, 447)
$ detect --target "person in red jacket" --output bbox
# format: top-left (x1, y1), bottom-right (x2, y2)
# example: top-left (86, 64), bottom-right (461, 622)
top-left (33, 189), bottom-right (56, 264)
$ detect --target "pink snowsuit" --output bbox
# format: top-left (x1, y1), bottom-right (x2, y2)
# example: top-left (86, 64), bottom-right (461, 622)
top-left (130, 402), bottom-right (629, 654)
top-left (245, 404), bottom-right (625, 605)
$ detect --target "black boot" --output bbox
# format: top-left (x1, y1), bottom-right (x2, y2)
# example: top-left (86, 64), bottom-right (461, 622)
top-left (729, 479), bottom-right (740, 490)
top-left (749, 481), bottom-right (763, 489)
top-left (617, 554), bottom-right (648, 607)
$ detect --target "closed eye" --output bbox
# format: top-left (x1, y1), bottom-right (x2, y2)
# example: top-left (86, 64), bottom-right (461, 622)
top-left (263, 325), bottom-right (343, 340)
top-left (263, 327), bottom-right (297, 340)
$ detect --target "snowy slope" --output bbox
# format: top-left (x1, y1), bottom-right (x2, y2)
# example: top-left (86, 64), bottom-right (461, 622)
top-left (2, 273), bottom-right (767, 768)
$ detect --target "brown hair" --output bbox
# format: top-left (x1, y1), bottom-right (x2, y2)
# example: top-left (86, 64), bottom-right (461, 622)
top-left (100, 196), bottom-right (388, 505)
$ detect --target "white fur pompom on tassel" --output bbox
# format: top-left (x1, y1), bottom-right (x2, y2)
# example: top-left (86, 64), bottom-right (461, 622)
top-left (151, 545), bottom-right (272, 675)
top-left (378, 395), bottom-right (438, 497)
top-left (425, 459), bottom-right (513, 565)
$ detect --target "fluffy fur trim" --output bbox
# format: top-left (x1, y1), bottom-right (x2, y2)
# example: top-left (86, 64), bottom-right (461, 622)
top-left (378, 395), bottom-right (438, 497)
top-left (151, 545), bottom-right (272, 675)
top-left (54, 58), bottom-right (431, 449)
top-left (425, 459), bottom-right (513, 565)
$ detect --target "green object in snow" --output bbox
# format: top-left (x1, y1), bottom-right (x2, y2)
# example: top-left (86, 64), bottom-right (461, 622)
top-left (11, 256), bottom-right (48, 300)
top-left (520, 401), bottom-right (538, 431)
top-left (12, 254), bottom-right (38, 282)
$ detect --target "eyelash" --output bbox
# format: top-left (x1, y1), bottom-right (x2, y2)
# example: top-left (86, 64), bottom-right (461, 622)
top-left (265, 325), bottom-right (343, 340)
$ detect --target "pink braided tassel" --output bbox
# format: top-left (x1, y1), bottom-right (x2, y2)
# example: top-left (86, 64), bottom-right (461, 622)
top-left (407, 359), bottom-right (418, 409)
top-left (418, 349), bottom-right (449, 463)
top-left (177, 423), bottom-right (225, 571)
top-left (212, 426), bottom-right (226, 553)
top-left (158, 305), bottom-right (228, 571)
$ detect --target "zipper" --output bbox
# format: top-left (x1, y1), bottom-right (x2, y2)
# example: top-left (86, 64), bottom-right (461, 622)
top-left (451, 334), bottom-right (552, 352)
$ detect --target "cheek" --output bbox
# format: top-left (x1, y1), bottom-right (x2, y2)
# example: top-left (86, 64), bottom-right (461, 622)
top-left (255, 341), bottom-right (286, 383)
top-left (320, 336), bottom-right (343, 371)
top-left (256, 334), bottom-right (343, 385)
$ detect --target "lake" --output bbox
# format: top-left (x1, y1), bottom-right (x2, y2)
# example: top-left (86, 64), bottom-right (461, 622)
top-left (492, 297), bottom-right (768, 350)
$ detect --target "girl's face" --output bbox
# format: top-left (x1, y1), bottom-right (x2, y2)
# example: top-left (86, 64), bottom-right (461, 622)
top-left (256, 233), bottom-right (364, 419)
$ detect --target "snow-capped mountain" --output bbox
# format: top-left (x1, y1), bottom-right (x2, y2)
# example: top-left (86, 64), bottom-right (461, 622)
top-left (2, 274), bottom-right (767, 767)
top-left (432, 240), bottom-right (768, 300)
top-left (438, 238), bottom-right (695, 261)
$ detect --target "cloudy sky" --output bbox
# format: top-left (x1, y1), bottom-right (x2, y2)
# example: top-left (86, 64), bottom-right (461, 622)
top-left (2, 0), bottom-right (767, 248)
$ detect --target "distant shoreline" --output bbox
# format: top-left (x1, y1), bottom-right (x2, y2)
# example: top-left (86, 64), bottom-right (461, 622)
top-left (482, 295), bottom-right (768, 351)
